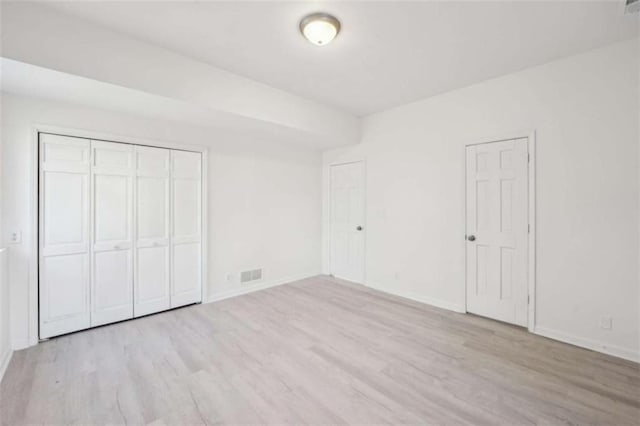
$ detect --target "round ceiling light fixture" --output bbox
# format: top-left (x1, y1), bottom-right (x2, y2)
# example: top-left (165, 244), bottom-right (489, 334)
top-left (299, 12), bottom-right (341, 46)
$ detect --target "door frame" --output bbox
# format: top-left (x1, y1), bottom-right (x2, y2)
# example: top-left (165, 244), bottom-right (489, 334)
top-left (463, 130), bottom-right (536, 332)
top-left (29, 124), bottom-right (209, 346)
top-left (327, 159), bottom-right (367, 284)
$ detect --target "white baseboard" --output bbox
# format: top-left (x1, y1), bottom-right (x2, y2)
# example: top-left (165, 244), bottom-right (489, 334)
top-left (534, 326), bottom-right (640, 363)
top-left (11, 337), bottom-right (31, 351)
top-left (206, 272), bottom-right (320, 303)
top-left (364, 280), bottom-right (466, 313)
top-left (0, 348), bottom-right (13, 383)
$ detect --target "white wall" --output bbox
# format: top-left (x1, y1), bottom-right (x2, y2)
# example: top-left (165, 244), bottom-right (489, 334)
top-left (323, 38), bottom-right (640, 361)
top-left (1, 93), bottom-right (322, 349)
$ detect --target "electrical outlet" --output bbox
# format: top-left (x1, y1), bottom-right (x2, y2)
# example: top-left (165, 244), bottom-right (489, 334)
top-left (600, 316), bottom-right (612, 330)
top-left (9, 230), bottom-right (22, 244)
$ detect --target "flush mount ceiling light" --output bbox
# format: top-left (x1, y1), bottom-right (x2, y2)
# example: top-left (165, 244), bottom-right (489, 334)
top-left (299, 13), bottom-right (341, 46)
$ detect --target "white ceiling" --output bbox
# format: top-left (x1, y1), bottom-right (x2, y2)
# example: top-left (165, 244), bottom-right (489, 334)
top-left (19, 1), bottom-right (640, 116)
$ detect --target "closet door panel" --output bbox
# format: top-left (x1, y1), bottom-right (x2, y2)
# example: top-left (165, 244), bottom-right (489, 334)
top-left (43, 255), bottom-right (88, 319)
top-left (137, 246), bottom-right (169, 310)
top-left (173, 179), bottom-right (200, 239)
top-left (171, 150), bottom-right (202, 307)
top-left (137, 177), bottom-right (168, 239)
top-left (91, 141), bottom-right (134, 326)
top-left (172, 242), bottom-right (201, 306)
top-left (42, 173), bottom-right (87, 255)
top-left (94, 174), bottom-right (130, 248)
top-left (39, 134), bottom-right (91, 339)
top-left (93, 250), bottom-right (132, 324)
top-left (172, 150), bottom-right (201, 177)
top-left (134, 146), bottom-right (171, 317)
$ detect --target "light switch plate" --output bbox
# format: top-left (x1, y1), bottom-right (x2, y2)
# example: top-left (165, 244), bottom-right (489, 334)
top-left (9, 230), bottom-right (22, 244)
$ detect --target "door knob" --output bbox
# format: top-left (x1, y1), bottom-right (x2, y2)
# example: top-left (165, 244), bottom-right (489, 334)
top-left (467, 235), bottom-right (476, 242)
top-left (356, 226), bottom-right (363, 231)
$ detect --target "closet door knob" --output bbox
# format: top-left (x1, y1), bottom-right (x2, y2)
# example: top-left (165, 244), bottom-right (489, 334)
top-left (467, 235), bottom-right (476, 242)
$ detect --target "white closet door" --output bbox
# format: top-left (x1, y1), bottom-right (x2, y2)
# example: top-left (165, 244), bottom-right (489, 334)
top-left (134, 146), bottom-right (171, 317)
top-left (171, 150), bottom-right (202, 307)
top-left (39, 134), bottom-right (91, 338)
top-left (91, 140), bottom-right (134, 326)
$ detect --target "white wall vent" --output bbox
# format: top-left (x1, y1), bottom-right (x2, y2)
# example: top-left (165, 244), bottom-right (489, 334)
top-left (626, 0), bottom-right (640, 14)
top-left (241, 269), bottom-right (263, 283)
top-left (251, 269), bottom-right (262, 280)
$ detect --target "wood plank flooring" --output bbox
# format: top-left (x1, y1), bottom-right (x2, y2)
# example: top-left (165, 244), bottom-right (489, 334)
top-left (1, 276), bottom-right (639, 425)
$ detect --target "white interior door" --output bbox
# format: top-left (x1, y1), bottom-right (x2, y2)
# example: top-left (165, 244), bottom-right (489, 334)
top-left (171, 150), bottom-right (202, 308)
top-left (134, 146), bottom-right (171, 317)
top-left (91, 140), bottom-right (134, 326)
top-left (39, 134), bottom-right (91, 338)
top-left (329, 161), bottom-right (365, 283)
top-left (466, 138), bottom-right (528, 326)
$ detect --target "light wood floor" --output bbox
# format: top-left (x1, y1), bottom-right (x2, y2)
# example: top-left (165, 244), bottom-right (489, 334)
top-left (1, 276), bottom-right (639, 425)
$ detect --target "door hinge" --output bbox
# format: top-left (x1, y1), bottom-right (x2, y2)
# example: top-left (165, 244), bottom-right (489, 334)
top-left (527, 295), bottom-right (530, 305)
top-left (528, 224), bottom-right (530, 233)
top-left (528, 153), bottom-right (530, 163)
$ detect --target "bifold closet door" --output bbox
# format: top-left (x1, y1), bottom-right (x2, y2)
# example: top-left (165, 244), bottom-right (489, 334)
top-left (171, 150), bottom-right (202, 307)
top-left (134, 146), bottom-right (171, 317)
top-left (39, 134), bottom-right (91, 339)
top-left (40, 135), bottom-right (203, 338)
top-left (90, 141), bottom-right (134, 326)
